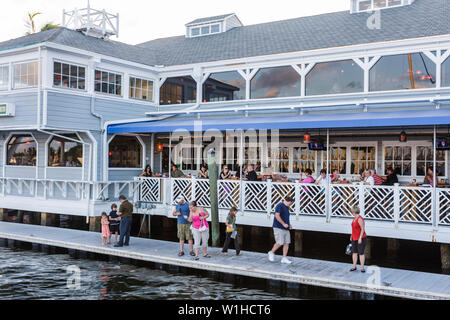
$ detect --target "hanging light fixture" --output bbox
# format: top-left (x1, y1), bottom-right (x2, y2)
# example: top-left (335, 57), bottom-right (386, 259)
top-left (156, 142), bottom-right (164, 152)
top-left (399, 130), bottom-right (407, 143)
top-left (303, 132), bottom-right (311, 144)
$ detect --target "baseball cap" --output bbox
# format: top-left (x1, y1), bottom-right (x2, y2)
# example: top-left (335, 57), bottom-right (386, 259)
top-left (176, 196), bottom-right (184, 203)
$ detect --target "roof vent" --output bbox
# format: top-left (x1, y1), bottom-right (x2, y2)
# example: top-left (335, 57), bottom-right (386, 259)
top-left (62, 1), bottom-right (119, 39)
top-left (185, 13), bottom-right (243, 38)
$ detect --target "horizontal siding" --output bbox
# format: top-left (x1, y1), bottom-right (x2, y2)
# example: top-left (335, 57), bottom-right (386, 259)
top-left (45, 168), bottom-right (83, 180)
top-left (0, 92), bottom-right (38, 127)
top-left (5, 166), bottom-right (36, 178)
top-left (108, 169), bottom-right (141, 181)
top-left (94, 96), bottom-right (157, 123)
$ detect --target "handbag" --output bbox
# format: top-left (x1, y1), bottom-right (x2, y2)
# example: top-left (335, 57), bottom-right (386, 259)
top-left (230, 231), bottom-right (237, 239)
top-left (345, 243), bottom-right (352, 256)
top-left (198, 215), bottom-right (207, 232)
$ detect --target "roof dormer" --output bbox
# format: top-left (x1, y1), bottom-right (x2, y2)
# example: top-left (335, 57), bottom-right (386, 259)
top-left (185, 13), bottom-right (243, 38)
top-left (350, 0), bottom-right (415, 13)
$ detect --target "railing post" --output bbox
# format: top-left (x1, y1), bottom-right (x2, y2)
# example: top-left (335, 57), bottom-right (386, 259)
top-left (393, 183), bottom-right (400, 228)
top-left (191, 176), bottom-right (197, 203)
top-left (433, 187), bottom-right (438, 229)
top-left (326, 184), bottom-right (331, 223)
top-left (359, 183), bottom-right (365, 217)
top-left (266, 179), bottom-right (272, 218)
top-left (240, 181), bottom-right (245, 212)
top-left (294, 180), bottom-right (300, 219)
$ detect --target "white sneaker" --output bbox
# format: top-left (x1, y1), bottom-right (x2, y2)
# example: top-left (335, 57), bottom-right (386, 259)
top-left (268, 251), bottom-right (275, 262)
top-left (281, 257), bottom-right (292, 264)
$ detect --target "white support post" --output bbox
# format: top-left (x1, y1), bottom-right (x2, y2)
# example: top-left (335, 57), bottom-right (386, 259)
top-left (191, 176), bottom-right (197, 203)
top-left (359, 184), bottom-right (365, 217)
top-left (294, 180), bottom-right (300, 219)
top-left (433, 125), bottom-right (437, 229)
top-left (168, 133), bottom-right (172, 206)
top-left (266, 179), bottom-right (272, 219)
top-left (239, 130), bottom-right (244, 212)
top-left (326, 129), bottom-right (331, 223)
top-left (393, 183), bottom-right (400, 228)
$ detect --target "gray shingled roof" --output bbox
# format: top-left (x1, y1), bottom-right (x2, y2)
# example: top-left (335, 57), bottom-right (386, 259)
top-left (186, 13), bottom-right (235, 26)
top-left (0, 0), bottom-right (448, 68)
top-left (139, 0), bottom-right (450, 66)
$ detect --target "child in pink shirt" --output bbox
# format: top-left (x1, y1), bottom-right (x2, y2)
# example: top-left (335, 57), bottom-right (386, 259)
top-left (101, 212), bottom-right (111, 245)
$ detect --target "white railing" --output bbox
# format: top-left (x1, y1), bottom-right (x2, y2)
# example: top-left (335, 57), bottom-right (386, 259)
top-left (136, 177), bottom-right (450, 228)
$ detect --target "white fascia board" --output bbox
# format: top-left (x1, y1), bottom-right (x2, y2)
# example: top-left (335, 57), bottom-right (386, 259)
top-left (159, 34), bottom-right (450, 73)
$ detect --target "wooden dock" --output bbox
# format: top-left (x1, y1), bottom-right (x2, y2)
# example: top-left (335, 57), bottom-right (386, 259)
top-left (0, 221), bottom-right (449, 300)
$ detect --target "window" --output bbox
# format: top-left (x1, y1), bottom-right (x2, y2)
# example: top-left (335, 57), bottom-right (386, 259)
top-left (7, 135), bottom-right (36, 166)
top-left (442, 56), bottom-right (450, 88)
top-left (325, 147), bottom-right (348, 174)
top-left (350, 147), bottom-right (376, 175)
top-left (384, 146), bottom-right (412, 176)
top-left (129, 77), bottom-right (153, 101)
top-left (203, 71), bottom-right (246, 102)
top-left (95, 70), bottom-right (122, 96)
top-left (109, 136), bottom-right (142, 168)
top-left (293, 147), bottom-right (316, 174)
top-left (160, 76), bottom-right (197, 105)
top-left (357, 0), bottom-right (403, 11)
top-left (201, 26), bottom-right (210, 35)
top-left (306, 60), bottom-right (364, 96)
top-left (250, 66), bottom-right (301, 99)
top-left (191, 28), bottom-right (200, 36)
top-left (13, 62), bottom-right (38, 89)
top-left (416, 146), bottom-right (445, 177)
top-left (53, 62), bottom-right (86, 90)
top-left (48, 134), bottom-right (83, 167)
top-left (370, 53), bottom-right (436, 91)
top-left (0, 65), bottom-right (9, 90)
top-left (268, 147), bottom-right (290, 173)
top-left (358, 0), bottom-right (372, 10)
top-left (211, 24), bottom-right (220, 33)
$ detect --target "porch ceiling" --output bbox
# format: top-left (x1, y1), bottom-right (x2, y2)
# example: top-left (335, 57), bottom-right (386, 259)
top-left (107, 108), bottom-right (450, 134)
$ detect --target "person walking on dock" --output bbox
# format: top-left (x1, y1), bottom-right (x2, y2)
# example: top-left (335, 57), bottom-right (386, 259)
top-left (114, 195), bottom-right (133, 248)
top-left (268, 197), bottom-right (294, 264)
top-left (109, 204), bottom-right (120, 245)
top-left (101, 212), bottom-right (111, 246)
top-left (222, 207), bottom-right (241, 256)
top-left (188, 200), bottom-right (211, 260)
top-left (173, 196), bottom-right (195, 257)
top-left (350, 206), bottom-right (367, 273)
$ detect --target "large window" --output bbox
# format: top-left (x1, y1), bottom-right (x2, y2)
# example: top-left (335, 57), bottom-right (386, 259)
top-left (48, 134), bottom-right (83, 167)
top-left (442, 56), bottom-right (450, 88)
top-left (350, 147), bottom-right (376, 175)
top-left (268, 147), bottom-right (290, 173)
top-left (0, 65), bottom-right (9, 90)
top-left (325, 147), bottom-right (348, 174)
top-left (370, 53), bottom-right (436, 92)
top-left (13, 62), bottom-right (38, 89)
top-left (53, 62), bottom-right (86, 90)
top-left (109, 136), bottom-right (142, 168)
top-left (384, 146), bottom-right (411, 176)
top-left (160, 76), bottom-right (196, 105)
top-left (203, 71), bottom-right (246, 102)
top-left (95, 70), bottom-right (122, 96)
top-left (129, 77), bottom-right (153, 101)
top-left (250, 66), bottom-right (301, 99)
top-left (306, 60), bottom-right (363, 96)
top-left (416, 146), bottom-right (446, 177)
top-left (7, 135), bottom-right (37, 166)
top-left (293, 147), bottom-right (316, 174)
top-left (358, 0), bottom-right (403, 11)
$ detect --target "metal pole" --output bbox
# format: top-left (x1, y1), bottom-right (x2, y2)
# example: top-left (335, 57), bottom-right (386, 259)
top-left (168, 133), bottom-right (172, 206)
top-left (239, 130), bottom-right (244, 212)
top-left (433, 125), bottom-right (437, 228)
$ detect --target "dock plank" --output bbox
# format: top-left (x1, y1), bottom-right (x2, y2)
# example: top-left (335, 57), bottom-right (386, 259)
top-left (0, 222), bottom-right (449, 300)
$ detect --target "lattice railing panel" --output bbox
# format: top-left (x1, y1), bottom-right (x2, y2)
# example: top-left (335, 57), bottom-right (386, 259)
top-left (271, 182), bottom-right (296, 213)
top-left (363, 186), bottom-right (394, 221)
top-left (331, 185), bottom-right (359, 218)
top-left (298, 184), bottom-right (326, 216)
top-left (139, 178), bottom-right (161, 203)
top-left (195, 179), bottom-right (211, 207)
top-left (438, 189), bottom-right (450, 226)
top-left (399, 187), bottom-right (432, 223)
top-left (171, 179), bottom-right (192, 205)
top-left (218, 180), bottom-right (241, 209)
top-left (244, 182), bottom-right (268, 212)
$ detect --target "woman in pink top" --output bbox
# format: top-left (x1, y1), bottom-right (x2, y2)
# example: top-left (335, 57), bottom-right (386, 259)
top-left (188, 201), bottom-right (210, 260)
top-left (301, 169), bottom-right (315, 183)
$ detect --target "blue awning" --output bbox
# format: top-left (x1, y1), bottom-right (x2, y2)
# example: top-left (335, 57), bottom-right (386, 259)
top-left (107, 109), bottom-right (450, 134)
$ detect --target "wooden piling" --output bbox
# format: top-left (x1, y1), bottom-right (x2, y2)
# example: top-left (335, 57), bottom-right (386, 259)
top-left (365, 238), bottom-right (372, 259)
top-left (294, 230), bottom-right (303, 256)
top-left (0, 208), bottom-right (7, 221)
top-left (40, 213), bottom-right (55, 227)
top-left (441, 243), bottom-right (450, 270)
top-left (89, 216), bottom-right (101, 232)
top-left (387, 238), bottom-right (400, 257)
top-left (237, 225), bottom-right (244, 248)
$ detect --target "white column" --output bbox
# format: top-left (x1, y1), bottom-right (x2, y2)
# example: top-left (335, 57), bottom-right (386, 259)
top-left (433, 125), bottom-right (437, 228)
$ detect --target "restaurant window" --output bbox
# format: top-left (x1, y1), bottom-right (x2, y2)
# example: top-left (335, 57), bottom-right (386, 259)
top-left (350, 147), bottom-right (376, 175)
top-left (95, 70), bottom-right (122, 96)
top-left (108, 135), bottom-right (142, 168)
top-left (325, 147), bottom-right (348, 174)
top-left (250, 66), bottom-right (301, 99)
top-left (48, 134), bottom-right (83, 167)
top-left (0, 65), bottom-right (9, 90)
top-left (13, 61), bottom-right (38, 89)
top-left (384, 146), bottom-right (411, 176)
top-left (416, 146), bottom-right (446, 177)
top-left (222, 146), bottom-right (239, 172)
top-left (268, 147), bottom-right (290, 173)
top-left (7, 135), bottom-right (37, 166)
top-left (245, 142), bottom-right (261, 172)
top-left (203, 71), bottom-right (246, 102)
top-left (293, 147), bottom-right (316, 174)
top-left (370, 53), bottom-right (436, 92)
top-left (306, 60), bottom-right (363, 96)
top-left (442, 56), bottom-right (450, 88)
top-left (160, 76), bottom-right (197, 105)
top-left (129, 77), bottom-right (153, 101)
top-left (53, 62), bottom-right (86, 90)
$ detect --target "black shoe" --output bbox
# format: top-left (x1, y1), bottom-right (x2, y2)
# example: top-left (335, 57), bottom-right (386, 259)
top-left (194, 257), bottom-right (199, 261)
top-left (350, 267), bottom-right (357, 272)
top-left (189, 251), bottom-right (195, 257)
top-left (124, 244), bottom-right (129, 246)
top-left (361, 269), bottom-right (366, 273)
top-left (178, 251), bottom-right (185, 257)
top-left (114, 244), bottom-right (123, 248)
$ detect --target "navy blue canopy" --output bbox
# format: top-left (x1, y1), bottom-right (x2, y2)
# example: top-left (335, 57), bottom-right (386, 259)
top-left (108, 109), bottom-right (450, 134)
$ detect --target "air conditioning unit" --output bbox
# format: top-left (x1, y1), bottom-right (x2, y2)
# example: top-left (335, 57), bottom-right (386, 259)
top-left (0, 103), bottom-right (15, 117)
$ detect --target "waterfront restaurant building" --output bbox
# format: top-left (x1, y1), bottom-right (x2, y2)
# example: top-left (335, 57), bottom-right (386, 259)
top-left (1, 0), bottom-right (450, 246)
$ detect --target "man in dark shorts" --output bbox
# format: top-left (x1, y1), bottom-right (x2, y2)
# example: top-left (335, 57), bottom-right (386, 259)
top-left (114, 195), bottom-right (133, 248)
top-left (108, 203), bottom-right (120, 245)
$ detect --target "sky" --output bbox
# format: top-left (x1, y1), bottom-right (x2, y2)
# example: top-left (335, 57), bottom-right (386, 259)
top-left (0, 0), bottom-right (350, 45)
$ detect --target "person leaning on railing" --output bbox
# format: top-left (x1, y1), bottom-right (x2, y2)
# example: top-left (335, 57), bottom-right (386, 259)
top-left (139, 165), bottom-right (153, 178)
top-left (171, 164), bottom-right (185, 178)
